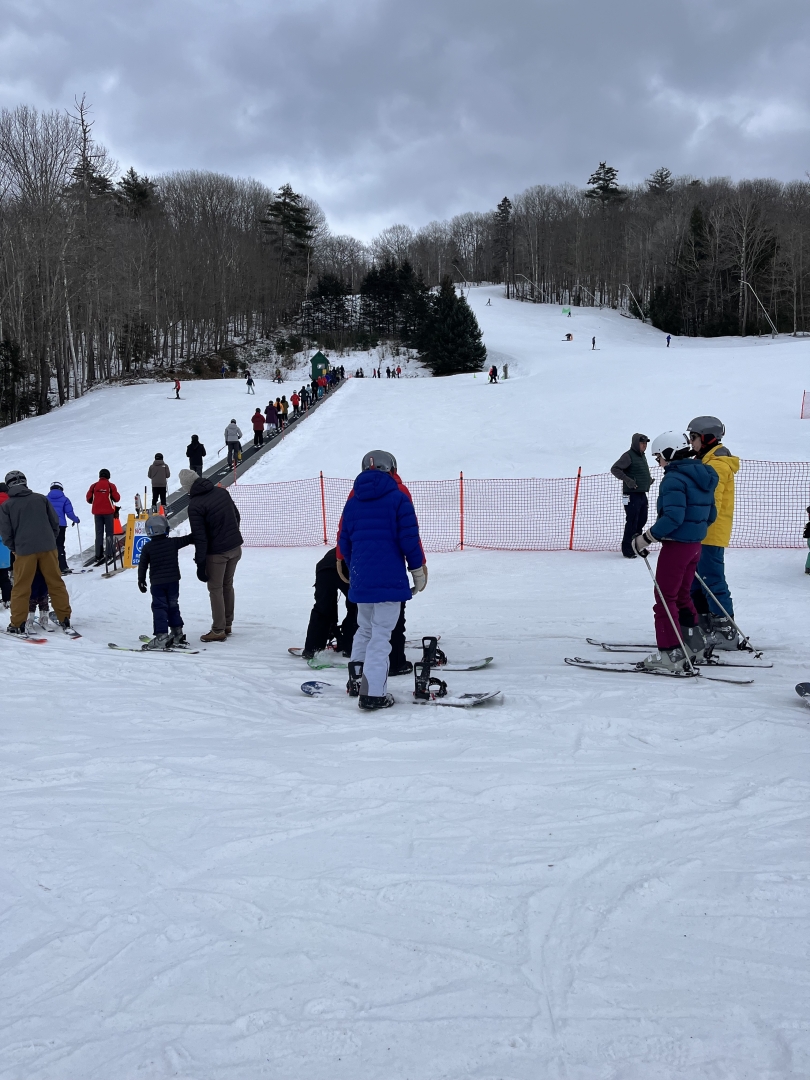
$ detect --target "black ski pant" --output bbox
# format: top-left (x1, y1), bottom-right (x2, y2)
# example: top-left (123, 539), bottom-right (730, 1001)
top-left (56, 525), bottom-right (68, 572)
top-left (302, 562), bottom-right (409, 667)
top-left (253, 430), bottom-right (264, 447)
top-left (227, 441), bottom-right (240, 467)
top-left (94, 514), bottom-right (114, 561)
top-left (0, 568), bottom-right (10, 603)
top-left (621, 492), bottom-right (648, 558)
top-left (152, 487), bottom-right (167, 508)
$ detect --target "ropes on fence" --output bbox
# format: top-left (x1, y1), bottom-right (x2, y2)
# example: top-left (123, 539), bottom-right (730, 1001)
top-left (227, 460), bottom-right (810, 552)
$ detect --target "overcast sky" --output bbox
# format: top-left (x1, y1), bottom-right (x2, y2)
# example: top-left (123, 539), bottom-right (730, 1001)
top-left (0, 0), bottom-right (807, 239)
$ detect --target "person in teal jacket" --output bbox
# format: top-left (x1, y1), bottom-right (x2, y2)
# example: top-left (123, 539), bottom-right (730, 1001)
top-left (632, 431), bottom-right (718, 674)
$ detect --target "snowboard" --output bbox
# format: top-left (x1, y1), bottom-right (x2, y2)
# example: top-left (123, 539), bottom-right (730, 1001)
top-left (304, 650), bottom-right (493, 672)
top-left (288, 637), bottom-right (440, 658)
top-left (794, 682), bottom-right (810, 706)
top-left (585, 638), bottom-right (771, 668)
top-left (300, 680), bottom-right (501, 708)
top-left (565, 656), bottom-right (753, 685)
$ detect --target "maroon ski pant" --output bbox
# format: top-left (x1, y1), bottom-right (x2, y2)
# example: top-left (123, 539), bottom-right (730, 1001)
top-left (653, 540), bottom-right (702, 649)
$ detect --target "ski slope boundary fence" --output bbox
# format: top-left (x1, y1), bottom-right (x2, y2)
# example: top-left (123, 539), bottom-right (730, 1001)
top-left (228, 461), bottom-right (810, 553)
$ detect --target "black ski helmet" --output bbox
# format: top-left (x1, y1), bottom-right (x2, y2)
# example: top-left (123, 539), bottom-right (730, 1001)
top-left (361, 450), bottom-right (397, 473)
top-left (687, 416), bottom-right (725, 441)
top-left (4, 470), bottom-right (26, 487)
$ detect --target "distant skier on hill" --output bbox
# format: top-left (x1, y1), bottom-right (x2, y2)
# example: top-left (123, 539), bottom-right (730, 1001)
top-left (246, 372), bottom-right (255, 395)
top-left (173, 378), bottom-right (181, 399)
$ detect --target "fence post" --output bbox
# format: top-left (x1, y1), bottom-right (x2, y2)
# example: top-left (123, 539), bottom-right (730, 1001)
top-left (802, 391), bottom-right (807, 419)
top-left (459, 471), bottom-right (465, 550)
top-left (319, 470), bottom-right (328, 544)
top-left (568, 466), bottom-right (582, 550)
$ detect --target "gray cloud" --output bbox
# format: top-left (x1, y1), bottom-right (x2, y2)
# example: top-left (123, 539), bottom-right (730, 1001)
top-left (0, 0), bottom-right (807, 238)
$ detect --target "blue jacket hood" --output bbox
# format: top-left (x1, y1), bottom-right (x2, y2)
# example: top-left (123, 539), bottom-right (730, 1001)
top-left (352, 470), bottom-right (397, 501)
top-left (665, 457), bottom-right (715, 490)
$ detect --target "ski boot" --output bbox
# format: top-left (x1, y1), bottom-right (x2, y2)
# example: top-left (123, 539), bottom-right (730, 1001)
top-left (421, 636), bottom-right (448, 668)
top-left (680, 622), bottom-right (712, 664)
top-left (346, 660), bottom-right (363, 698)
top-left (48, 611), bottom-right (63, 630)
top-left (390, 659), bottom-right (413, 677)
top-left (169, 626), bottom-right (189, 648)
top-left (413, 660), bottom-right (448, 701)
top-left (142, 632), bottom-right (173, 651)
top-left (708, 615), bottom-right (741, 651)
top-left (38, 609), bottom-right (54, 632)
top-left (358, 693), bottom-right (395, 711)
top-left (25, 614), bottom-right (38, 636)
top-left (6, 622), bottom-right (26, 636)
top-left (640, 648), bottom-right (695, 675)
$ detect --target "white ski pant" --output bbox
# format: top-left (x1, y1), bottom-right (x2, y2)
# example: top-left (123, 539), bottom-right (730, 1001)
top-left (350, 601), bottom-right (400, 697)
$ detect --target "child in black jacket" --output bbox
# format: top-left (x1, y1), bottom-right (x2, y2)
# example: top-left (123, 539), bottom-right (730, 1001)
top-left (137, 515), bottom-right (194, 649)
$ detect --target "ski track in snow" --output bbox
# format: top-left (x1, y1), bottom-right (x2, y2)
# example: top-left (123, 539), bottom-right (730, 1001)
top-left (0, 288), bottom-right (809, 1077)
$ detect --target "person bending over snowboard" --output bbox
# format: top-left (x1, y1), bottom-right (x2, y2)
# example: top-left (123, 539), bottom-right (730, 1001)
top-left (335, 450), bottom-right (426, 710)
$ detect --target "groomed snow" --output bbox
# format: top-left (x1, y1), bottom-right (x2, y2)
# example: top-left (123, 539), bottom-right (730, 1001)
top-left (1, 289), bottom-right (809, 1078)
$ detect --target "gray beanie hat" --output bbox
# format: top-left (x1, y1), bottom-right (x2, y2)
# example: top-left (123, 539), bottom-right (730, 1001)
top-left (179, 469), bottom-right (199, 492)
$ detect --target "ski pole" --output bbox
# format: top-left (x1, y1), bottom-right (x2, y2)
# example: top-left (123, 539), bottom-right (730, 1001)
top-left (76, 522), bottom-right (83, 557)
top-left (640, 551), bottom-right (698, 676)
top-left (694, 572), bottom-right (758, 655)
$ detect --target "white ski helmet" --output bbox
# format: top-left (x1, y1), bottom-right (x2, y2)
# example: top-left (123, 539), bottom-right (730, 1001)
top-left (650, 431), bottom-right (690, 462)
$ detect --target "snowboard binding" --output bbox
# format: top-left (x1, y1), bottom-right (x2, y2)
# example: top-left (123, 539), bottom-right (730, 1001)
top-left (413, 660), bottom-right (448, 701)
top-left (421, 636), bottom-right (448, 668)
top-left (346, 660), bottom-right (363, 698)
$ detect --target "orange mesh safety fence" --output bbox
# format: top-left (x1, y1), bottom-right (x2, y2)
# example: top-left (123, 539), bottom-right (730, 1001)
top-left (227, 461), bottom-right (810, 551)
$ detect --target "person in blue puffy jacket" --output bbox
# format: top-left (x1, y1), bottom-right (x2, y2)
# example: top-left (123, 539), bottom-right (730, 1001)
top-left (47, 482), bottom-right (80, 574)
top-left (631, 431), bottom-right (718, 674)
top-left (336, 450), bottom-right (426, 710)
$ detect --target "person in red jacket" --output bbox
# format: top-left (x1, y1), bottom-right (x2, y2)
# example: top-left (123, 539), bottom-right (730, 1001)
top-left (86, 469), bottom-right (121, 565)
top-left (251, 408), bottom-right (265, 447)
top-left (291, 391), bottom-right (300, 418)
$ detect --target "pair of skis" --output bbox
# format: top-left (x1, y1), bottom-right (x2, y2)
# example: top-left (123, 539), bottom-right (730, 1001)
top-left (108, 635), bottom-right (200, 655)
top-left (567, 637), bottom-right (768, 685)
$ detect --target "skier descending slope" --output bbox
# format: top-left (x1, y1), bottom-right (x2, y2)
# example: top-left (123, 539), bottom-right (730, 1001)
top-left (336, 450), bottom-right (427, 710)
top-left (631, 432), bottom-right (718, 674)
top-left (687, 416), bottom-right (741, 649)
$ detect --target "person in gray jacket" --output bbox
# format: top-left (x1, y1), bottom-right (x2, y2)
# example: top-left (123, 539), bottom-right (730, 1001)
top-left (611, 433), bottom-right (652, 559)
top-left (147, 453), bottom-right (171, 510)
top-left (0, 470), bottom-right (73, 634)
top-left (224, 420), bottom-right (242, 467)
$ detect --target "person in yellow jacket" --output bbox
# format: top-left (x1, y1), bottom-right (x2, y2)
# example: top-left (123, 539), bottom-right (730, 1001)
top-left (688, 415), bottom-right (741, 649)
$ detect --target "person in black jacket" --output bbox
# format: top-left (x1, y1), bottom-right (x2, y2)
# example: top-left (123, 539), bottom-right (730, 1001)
top-left (137, 515), bottom-right (194, 649)
top-left (179, 469), bottom-right (243, 642)
top-left (186, 435), bottom-right (206, 476)
top-left (611, 433), bottom-right (652, 558)
top-left (302, 547), bottom-right (411, 673)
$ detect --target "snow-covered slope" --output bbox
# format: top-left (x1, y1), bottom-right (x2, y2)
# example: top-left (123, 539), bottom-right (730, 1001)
top-left (1, 291), bottom-right (809, 1079)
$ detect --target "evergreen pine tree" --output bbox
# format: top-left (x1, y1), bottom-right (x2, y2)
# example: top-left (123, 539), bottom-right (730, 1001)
top-left (492, 196), bottom-right (513, 283)
top-left (646, 166), bottom-right (674, 195)
top-left (422, 277), bottom-right (487, 376)
top-left (584, 162), bottom-right (627, 207)
top-left (116, 167), bottom-right (158, 217)
top-left (260, 183), bottom-right (315, 299)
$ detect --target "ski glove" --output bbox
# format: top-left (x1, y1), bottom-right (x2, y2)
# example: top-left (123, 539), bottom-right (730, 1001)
top-left (632, 530), bottom-right (655, 557)
top-left (138, 581), bottom-right (148, 593)
top-left (196, 565), bottom-right (208, 583)
top-left (411, 565), bottom-right (428, 595)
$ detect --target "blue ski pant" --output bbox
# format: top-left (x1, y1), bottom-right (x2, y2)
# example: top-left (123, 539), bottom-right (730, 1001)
top-left (151, 582), bottom-right (183, 634)
top-left (690, 544), bottom-right (733, 617)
